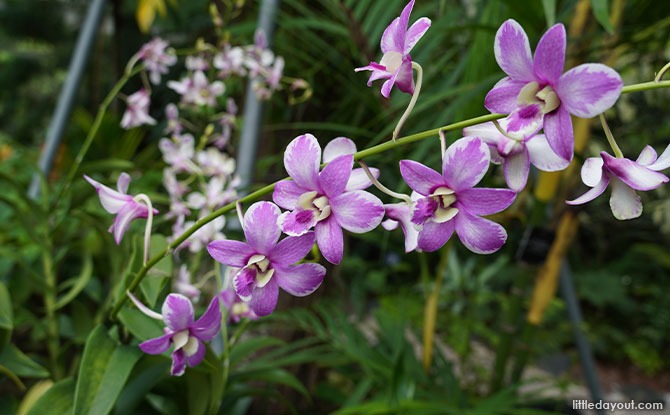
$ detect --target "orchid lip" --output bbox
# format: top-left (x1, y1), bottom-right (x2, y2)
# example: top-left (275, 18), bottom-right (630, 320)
top-left (296, 191), bottom-right (331, 222)
top-left (517, 81), bottom-right (560, 114)
top-left (173, 330), bottom-right (189, 350)
top-left (182, 336), bottom-right (199, 357)
top-left (380, 51), bottom-right (403, 73)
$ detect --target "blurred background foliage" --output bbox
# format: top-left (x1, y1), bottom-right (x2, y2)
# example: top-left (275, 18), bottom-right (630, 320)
top-left (1, 0), bottom-right (669, 413)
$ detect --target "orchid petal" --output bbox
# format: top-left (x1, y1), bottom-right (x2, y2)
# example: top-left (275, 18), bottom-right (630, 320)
top-left (117, 173), bottom-right (131, 194)
top-left (384, 203), bottom-right (419, 252)
top-left (454, 209), bottom-right (508, 254)
top-left (284, 134), bottom-right (321, 189)
top-left (533, 23), bottom-right (565, 85)
top-left (347, 168), bottom-right (378, 191)
top-left (319, 154), bottom-right (353, 198)
top-left (243, 202), bottom-right (281, 254)
top-left (556, 64), bottom-right (623, 118)
top-left (111, 202), bottom-right (147, 244)
top-left (602, 152), bottom-right (669, 191)
top-left (609, 177), bottom-right (643, 220)
top-left (275, 263), bottom-right (326, 297)
top-left (580, 157), bottom-right (605, 187)
top-left (503, 150), bottom-right (530, 192)
top-left (315, 217), bottom-right (344, 265)
top-left (417, 220), bottom-right (455, 252)
top-left (207, 240), bottom-right (255, 268)
top-left (494, 19), bottom-right (535, 82)
top-left (457, 188), bottom-right (517, 215)
top-left (526, 134), bottom-right (571, 172)
top-left (190, 297), bottom-right (221, 341)
top-left (278, 209), bottom-right (317, 237)
top-left (399, 159), bottom-right (443, 196)
top-left (636, 145), bottom-right (658, 166)
top-left (162, 294), bottom-right (194, 331)
top-left (273, 180), bottom-right (309, 210)
top-left (233, 267), bottom-right (256, 301)
top-left (84, 175), bottom-right (130, 214)
top-left (323, 137), bottom-right (356, 163)
top-left (381, 16), bottom-right (402, 54)
top-left (484, 77), bottom-right (528, 114)
top-left (171, 350), bottom-right (187, 376)
top-left (442, 137), bottom-right (490, 191)
top-left (566, 176), bottom-right (610, 205)
top-left (139, 333), bottom-right (173, 355)
top-left (184, 340), bottom-right (206, 368)
top-left (249, 278), bottom-right (279, 316)
top-left (392, 58), bottom-right (415, 95)
top-left (502, 104), bottom-right (544, 140)
top-left (543, 106), bottom-right (574, 162)
top-left (404, 17), bottom-right (431, 54)
top-left (270, 232), bottom-right (316, 266)
top-left (645, 144), bottom-right (670, 171)
top-left (330, 190), bottom-right (385, 233)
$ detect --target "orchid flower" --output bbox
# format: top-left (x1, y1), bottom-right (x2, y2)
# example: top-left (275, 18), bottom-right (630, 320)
top-left (400, 137), bottom-right (516, 253)
top-left (134, 293), bottom-right (221, 377)
top-left (272, 134), bottom-right (384, 264)
top-left (84, 173), bottom-right (158, 244)
top-left (136, 37), bottom-right (177, 85)
top-left (355, 0), bottom-right (431, 98)
top-left (208, 201), bottom-right (327, 316)
top-left (485, 19), bottom-right (623, 161)
top-left (168, 71), bottom-right (225, 107)
top-left (174, 265), bottom-right (201, 303)
top-left (567, 145), bottom-right (670, 220)
top-left (463, 120), bottom-right (570, 192)
top-left (382, 200), bottom-right (420, 253)
top-left (120, 89), bottom-right (156, 129)
top-left (220, 287), bottom-right (258, 323)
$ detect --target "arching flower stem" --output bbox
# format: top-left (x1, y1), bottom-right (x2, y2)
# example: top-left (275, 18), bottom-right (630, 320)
top-left (599, 114), bottom-right (623, 158)
top-left (393, 62), bottom-right (424, 141)
top-left (359, 160), bottom-right (412, 204)
top-left (133, 193), bottom-right (155, 265)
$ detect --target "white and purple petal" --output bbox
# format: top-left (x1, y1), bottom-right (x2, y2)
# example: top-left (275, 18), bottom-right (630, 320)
top-left (532, 23), bottom-right (566, 85)
top-left (249, 278), bottom-right (279, 317)
top-left (171, 350), bottom-right (187, 376)
top-left (502, 150), bottom-right (530, 192)
top-left (384, 202), bottom-right (419, 252)
top-left (323, 136), bottom-right (356, 163)
top-left (243, 201), bottom-right (282, 254)
top-left (207, 239), bottom-right (256, 268)
top-left (190, 297), bottom-right (222, 341)
top-left (270, 232), bottom-right (317, 266)
top-left (566, 176), bottom-right (610, 205)
top-left (442, 137), bottom-right (491, 191)
top-left (315, 216), bottom-right (344, 265)
top-left (526, 134), bottom-right (571, 172)
top-left (494, 19), bottom-right (535, 82)
top-left (417, 220), bottom-right (455, 252)
top-left (162, 294), bottom-right (194, 331)
top-left (278, 209), bottom-right (317, 237)
top-left (392, 58), bottom-right (415, 95)
top-left (454, 209), bottom-right (508, 254)
top-left (580, 157), bottom-right (605, 187)
top-left (84, 175), bottom-right (131, 214)
top-left (501, 104), bottom-right (544, 140)
top-left (543, 105), bottom-right (574, 162)
top-left (284, 134), bottom-right (321, 189)
top-left (404, 16), bottom-right (431, 54)
top-left (346, 168), bottom-right (378, 191)
top-left (484, 77), bottom-right (528, 114)
top-left (275, 263), bottom-right (326, 297)
top-left (330, 190), bottom-right (384, 233)
top-left (184, 340), bottom-right (206, 369)
top-left (233, 267), bottom-right (256, 301)
top-left (457, 188), bottom-right (517, 216)
top-left (319, 154), bottom-right (353, 198)
top-left (644, 144), bottom-right (670, 171)
top-left (609, 177), bottom-right (643, 220)
top-left (399, 159), bottom-right (444, 195)
top-left (602, 152), bottom-right (669, 191)
top-left (139, 333), bottom-right (173, 355)
top-left (555, 63), bottom-right (622, 118)
top-left (273, 180), bottom-right (309, 210)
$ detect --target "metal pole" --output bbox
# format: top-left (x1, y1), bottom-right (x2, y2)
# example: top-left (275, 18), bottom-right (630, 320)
top-left (28, 0), bottom-right (107, 199)
top-left (236, 0), bottom-right (280, 192)
top-left (560, 263), bottom-right (605, 415)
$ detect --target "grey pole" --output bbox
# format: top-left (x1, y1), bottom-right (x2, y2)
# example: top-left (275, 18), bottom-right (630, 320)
top-left (560, 263), bottom-right (605, 415)
top-left (28, 0), bottom-right (107, 199)
top-left (236, 0), bottom-right (280, 192)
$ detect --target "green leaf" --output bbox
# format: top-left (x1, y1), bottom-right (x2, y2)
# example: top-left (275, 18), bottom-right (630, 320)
top-left (541, 0), bottom-right (556, 26)
top-left (0, 282), bottom-right (12, 352)
top-left (55, 253), bottom-right (93, 310)
top-left (186, 371), bottom-right (210, 415)
top-left (118, 307), bottom-right (164, 341)
top-left (140, 234), bottom-right (172, 308)
top-left (590, 0), bottom-right (614, 33)
top-left (25, 378), bottom-right (75, 415)
top-left (230, 368), bottom-right (309, 398)
top-left (73, 325), bottom-right (142, 415)
top-left (0, 343), bottom-right (49, 378)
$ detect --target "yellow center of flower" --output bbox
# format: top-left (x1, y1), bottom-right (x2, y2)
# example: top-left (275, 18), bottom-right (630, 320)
top-left (430, 187), bottom-right (459, 223)
top-left (246, 254), bottom-right (275, 288)
top-left (380, 51), bottom-right (403, 73)
top-left (517, 81), bottom-right (560, 114)
top-left (297, 191), bottom-right (331, 221)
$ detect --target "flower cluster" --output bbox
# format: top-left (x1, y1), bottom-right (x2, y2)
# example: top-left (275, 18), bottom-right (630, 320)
top-left (84, 1), bottom-right (670, 379)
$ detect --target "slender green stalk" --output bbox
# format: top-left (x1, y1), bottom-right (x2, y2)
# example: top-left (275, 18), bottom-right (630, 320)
top-left (42, 251), bottom-right (62, 380)
top-left (655, 63), bottom-right (670, 82)
top-left (393, 62), bottom-right (424, 140)
top-left (600, 114), bottom-right (623, 158)
top-left (54, 65), bottom-right (145, 207)
top-left (107, 79), bottom-right (670, 321)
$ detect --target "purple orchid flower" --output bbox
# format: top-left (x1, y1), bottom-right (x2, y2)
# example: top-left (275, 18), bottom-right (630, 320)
top-left (272, 134), bottom-right (385, 264)
top-left (120, 89), bottom-right (156, 129)
top-left (84, 173), bottom-right (158, 244)
top-left (137, 37), bottom-right (177, 85)
top-left (219, 287), bottom-right (258, 323)
top-left (463, 120), bottom-right (570, 192)
top-left (207, 201), bottom-right (327, 316)
top-left (399, 137), bottom-right (516, 253)
top-left (137, 294), bottom-right (221, 377)
top-left (485, 19), bottom-right (623, 161)
top-left (168, 71), bottom-right (225, 107)
top-left (355, 0), bottom-right (431, 98)
top-left (566, 145), bottom-right (670, 220)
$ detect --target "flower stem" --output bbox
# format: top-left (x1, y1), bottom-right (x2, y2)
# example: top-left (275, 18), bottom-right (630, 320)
top-left (621, 79), bottom-right (670, 94)
top-left (133, 194), bottom-right (155, 265)
top-left (599, 114), bottom-right (623, 158)
top-left (358, 160), bottom-right (411, 203)
top-left (654, 62), bottom-right (670, 83)
top-left (392, 61), bottom-right (423, 141)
